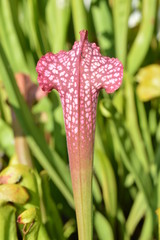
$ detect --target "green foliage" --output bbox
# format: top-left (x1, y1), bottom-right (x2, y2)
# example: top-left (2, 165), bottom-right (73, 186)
top-left (0, 0), bottom-right (160, 239)
top-left (0, 205), bottom-right (18, 240)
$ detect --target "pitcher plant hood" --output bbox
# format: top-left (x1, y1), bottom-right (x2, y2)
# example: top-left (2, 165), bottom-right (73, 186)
top-left (36, 30), bottom-right (123, 163)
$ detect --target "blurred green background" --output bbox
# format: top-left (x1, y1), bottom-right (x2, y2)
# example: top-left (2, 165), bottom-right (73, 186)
top-left (0, 0), bottom-right (160, 239)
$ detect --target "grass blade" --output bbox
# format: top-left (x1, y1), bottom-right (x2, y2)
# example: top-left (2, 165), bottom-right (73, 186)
top-left (127, 0), bottom-right (157, 74)
top-left (113, 0), bottom-right (131, 66)
top-left (126, 192), bottom-right (147, 236)
top-left (71, 0), bottom-right (88, 39)
top-left (94, 211), bottom-right (114, 240)
top-left (91, 0), bottom-right (114, 56)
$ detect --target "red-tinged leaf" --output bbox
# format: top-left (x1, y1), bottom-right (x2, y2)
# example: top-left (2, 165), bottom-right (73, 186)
top-left (0, 164), bottom-right (29, 184)
top-left (0, 184), bottom-right (29, 204)
top-left (15, 73), bottom-right (47, 107)
top-left (17, 207), bottom-right (38, 224)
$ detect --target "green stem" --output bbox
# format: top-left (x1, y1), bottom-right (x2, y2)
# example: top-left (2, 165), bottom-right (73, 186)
top-left (70, 159), bottom-right (93, 240)
top-left (71, 0), bottom-right (88, 40)
top-left (127, 0), bottom-right (157, 74)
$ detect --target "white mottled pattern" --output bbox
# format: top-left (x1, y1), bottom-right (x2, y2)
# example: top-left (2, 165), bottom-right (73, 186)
top-left (36, 30), bottom-right (123, 160)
